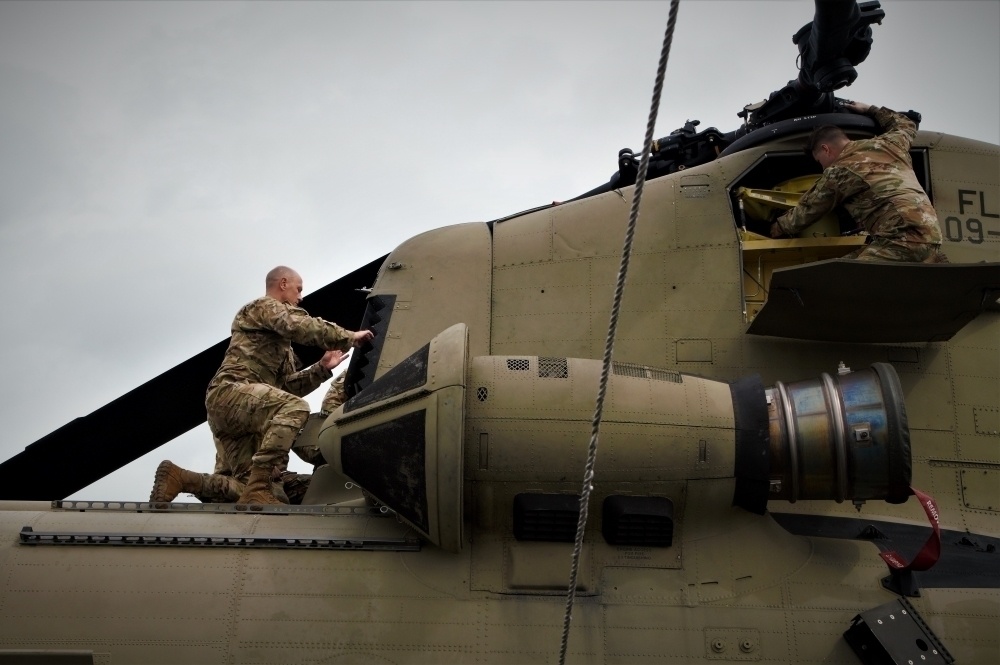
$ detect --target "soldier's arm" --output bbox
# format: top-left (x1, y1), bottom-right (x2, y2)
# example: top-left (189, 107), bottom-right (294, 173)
top-left (284, 362), bottom-right (334, 397)
top-left (868, 105), bottom-right (917, 151)
top-left (321, 374), bottom-right (347, 415)
top-left (774, 167), bottom-right (869, 236)
top-left (774, 171), bottom-right (839, 235)
top-left (284, 349), bottom-right (347, 397)
top-left (252, 299), bottom-right (355, 351)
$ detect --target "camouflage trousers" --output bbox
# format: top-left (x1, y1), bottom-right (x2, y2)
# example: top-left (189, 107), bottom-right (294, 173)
top-left (200, 375), bottom-right (345, 502)
top-left (281, 374), bottom-right (347, 468)
top-left (184, 435), bottom-right (314, 504)
top-left (206, 381), bottom-right (311, 474)
top-left (321, 373), bottom-right (347, 415)
top-left (845, 238), bottom-right (950, 263)
top-left (193, 466), bottom-right (312, 504)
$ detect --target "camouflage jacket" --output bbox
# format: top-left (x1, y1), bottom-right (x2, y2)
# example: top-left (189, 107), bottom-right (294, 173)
top-left (776, 106), bottom-right (942, 246)
top-left (207, 296), bottom-right (353, 396)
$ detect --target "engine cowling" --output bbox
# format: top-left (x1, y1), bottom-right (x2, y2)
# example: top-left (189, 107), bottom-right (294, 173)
top-left (317, 324), bottom-right (911, 551)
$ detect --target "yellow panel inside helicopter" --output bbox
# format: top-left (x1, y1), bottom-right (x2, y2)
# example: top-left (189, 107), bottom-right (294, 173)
top-left (736, 175), bottom-right (865, 323)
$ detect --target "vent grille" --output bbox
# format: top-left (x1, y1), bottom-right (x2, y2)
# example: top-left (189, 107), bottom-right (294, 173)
top-left (602, 495), bottom-right (674, 547)
top-left (613, 362), bottom-right (646, 378)
top-left (513, 493), bottom-right (580, 542)
top-left (613, 362), bottom-right (682, 383)
top-left (506, 358), bottom-right (530, 372)
top-left (649, 368), bottom-right (682, 383)
top-left (538, 357), bottom-right (568, 379)
top-left (476, 387), bottom-right (488, 402)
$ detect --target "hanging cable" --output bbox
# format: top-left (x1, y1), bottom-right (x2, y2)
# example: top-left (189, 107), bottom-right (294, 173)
top-left (558, 2), bottom-right (681, 663)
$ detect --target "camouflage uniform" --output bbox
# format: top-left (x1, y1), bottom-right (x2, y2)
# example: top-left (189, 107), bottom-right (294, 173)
top-left (776, 106), bottom-right (949, 263)
top-left (321, 373), bottom-right (347, 415)
top-left (271, 373), bottom-right (350, 469)
top-left (205, 296), bottom-right (353, 480)
top-left (190, 444), bottom-right (313, 504)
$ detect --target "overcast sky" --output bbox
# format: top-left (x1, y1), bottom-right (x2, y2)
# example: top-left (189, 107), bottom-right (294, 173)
top-left (1, 0), bottom-right (997, 502)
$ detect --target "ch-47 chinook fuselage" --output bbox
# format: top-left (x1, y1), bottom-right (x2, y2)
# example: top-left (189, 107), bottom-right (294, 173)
top-left (2, 0), bottom-right (1000, 660)
top-left (1, 116), bottom-right (997, 664)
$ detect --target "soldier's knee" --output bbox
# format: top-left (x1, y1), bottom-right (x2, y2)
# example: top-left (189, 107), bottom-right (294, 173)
top-left (271, 397), bottom-right (310, 429)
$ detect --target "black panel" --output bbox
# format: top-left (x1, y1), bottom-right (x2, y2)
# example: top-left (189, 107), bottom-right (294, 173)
top-left (343, 294), bottom-right (396, 398)
top-left (771, 513), bottom-right (1000, 589)
top-left (513, 493), bottom-right (580, 543)
top-left (342, 343), bottom-right (430, 414)
top-left (602, 495), bottom-right (674, 547)
top-left (844, 598), bottom-right (954, 665)
top-left (747, 260), bottom-right (1000, 343)
top-left (0, 255), bottom-right (385, 501)
top-left (342, 410), bottom-right (428, 532)
top-left (910, 148), bottom-right (932, 201)
top-left (730, 374), bottom-right (770, 515)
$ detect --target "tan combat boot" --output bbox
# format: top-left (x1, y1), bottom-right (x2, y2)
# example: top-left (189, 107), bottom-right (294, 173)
top-left (236, 465), bottom-right (284, 506)
top-left (270, 457), bottom-right (291, 504)
top-left (270, 474), bottom-right (291, 504)
top-left (150, 460), bottom-right (203, 504)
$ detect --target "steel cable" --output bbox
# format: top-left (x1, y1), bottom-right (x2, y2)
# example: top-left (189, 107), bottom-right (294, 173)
top-left (558, 1), bottom-right (681, 662)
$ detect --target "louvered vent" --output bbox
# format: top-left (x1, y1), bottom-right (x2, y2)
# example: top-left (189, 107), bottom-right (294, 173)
top-left (513, 493), bottom-right (580, 542)
top-left (613, 362), bottom-right (682, 383)
top-left (602, 495), bottom-right (674, 547)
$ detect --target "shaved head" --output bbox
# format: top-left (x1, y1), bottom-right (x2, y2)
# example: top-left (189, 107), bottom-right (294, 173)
top-left (265, 266), bottom-right (304, 305)
top-left (265, 265), bottom-right (299, 289)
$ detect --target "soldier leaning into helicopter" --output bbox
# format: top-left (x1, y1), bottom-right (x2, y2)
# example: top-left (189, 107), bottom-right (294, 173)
top-left (197, 265), bottom-right (371, 506)
top-left (150, 373), bottom-right (349, 505)
top-left (770, 100), bottom-right (949, 263)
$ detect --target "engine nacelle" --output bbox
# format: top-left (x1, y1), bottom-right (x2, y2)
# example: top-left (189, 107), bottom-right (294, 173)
top-left (317, 324), bottom-right (910, 551)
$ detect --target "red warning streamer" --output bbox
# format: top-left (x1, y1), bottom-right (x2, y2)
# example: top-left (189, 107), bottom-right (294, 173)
top-left (879, 487), bottom-right (941, 572)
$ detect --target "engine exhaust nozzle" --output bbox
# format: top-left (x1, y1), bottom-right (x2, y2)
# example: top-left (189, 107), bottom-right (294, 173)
top-left (766, 362), bottom-right (911, 505)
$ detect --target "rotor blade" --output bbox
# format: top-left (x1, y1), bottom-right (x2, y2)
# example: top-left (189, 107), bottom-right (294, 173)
top-left (0, 255), bottom-right (386, 501)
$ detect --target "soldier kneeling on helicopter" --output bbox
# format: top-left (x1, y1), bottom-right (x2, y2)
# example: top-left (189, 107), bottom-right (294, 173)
top-left (150, 373), bottom-right (347, 505)
top-left (770, 100), bottom-right (949, 263)
top-left (188, 266), bottom-right (371, 507)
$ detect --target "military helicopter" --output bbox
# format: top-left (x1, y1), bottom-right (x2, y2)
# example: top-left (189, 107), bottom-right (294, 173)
top-left (1, 1), bottom-right (998, 663)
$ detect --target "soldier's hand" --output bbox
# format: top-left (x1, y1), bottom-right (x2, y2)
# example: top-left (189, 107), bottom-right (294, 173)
top-left (843, 100), bottom-right (872, 115)
top-left (351, 330), bottom-right (374, 347)
top-left (319, 349), bottom-right (347, 370)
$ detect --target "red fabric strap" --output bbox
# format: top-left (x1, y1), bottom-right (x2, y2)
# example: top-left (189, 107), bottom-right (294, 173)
top-left (879, 487), bottom-right (941, 572)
